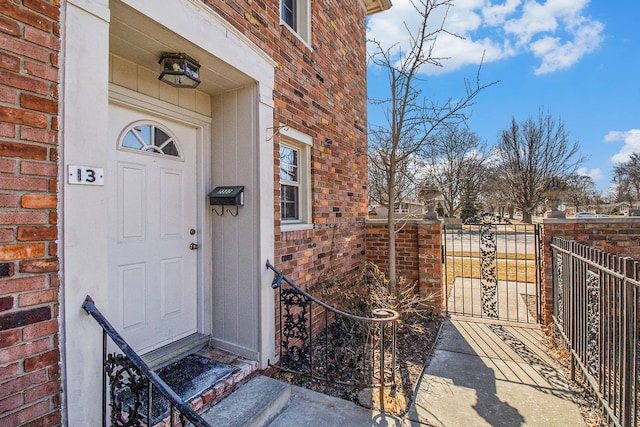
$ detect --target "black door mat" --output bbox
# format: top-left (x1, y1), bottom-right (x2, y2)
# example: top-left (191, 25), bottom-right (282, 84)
top-left (115, 353), bottom-right (239, 424)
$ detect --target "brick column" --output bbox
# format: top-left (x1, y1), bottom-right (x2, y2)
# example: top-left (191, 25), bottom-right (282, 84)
top-left (0, 2), bottom-right (62, 426)
top-left (365, 219), bottom-right (444, 311)
top-left (418, 220), bottom-right (443, 312)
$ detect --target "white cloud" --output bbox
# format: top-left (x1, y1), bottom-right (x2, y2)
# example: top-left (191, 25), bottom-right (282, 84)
top-left (605, 129), bottom-right (640, 163)
top-left (482, 0), bottom-right (521, 26)
top-left (577, 167), bottom-right (603, 182)
top-left (366, 0), bottom-right (604, 75)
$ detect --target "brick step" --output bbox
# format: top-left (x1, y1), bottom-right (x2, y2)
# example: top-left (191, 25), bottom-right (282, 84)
top-left (200, 375), bottom-right (291, 427)
top-left (185, 347), bottom-right (259, 414)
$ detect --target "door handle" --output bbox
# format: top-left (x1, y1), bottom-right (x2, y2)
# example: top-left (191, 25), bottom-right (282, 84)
top-left (189, 243), bottom-right (199, 250)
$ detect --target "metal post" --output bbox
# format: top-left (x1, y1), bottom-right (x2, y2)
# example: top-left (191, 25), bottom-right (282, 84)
top-left (391, 320), bottom-right (397, 387)
top-left (147, 381), bottom-right (152, 426)
top-left (324, 308), bottom-right (328, 384)
top-left (622, 260), bottom-right (634, 426)
top-left (379, 322), bottom-right (385, 412)
top-left (309, 300), bottom-right (313, 378)
top-left (102, 331), bottom-right (107, 427)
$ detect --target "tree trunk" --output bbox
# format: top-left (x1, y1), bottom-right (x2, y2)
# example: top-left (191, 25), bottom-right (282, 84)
top-left (387, 164), bottom-right (397, 295)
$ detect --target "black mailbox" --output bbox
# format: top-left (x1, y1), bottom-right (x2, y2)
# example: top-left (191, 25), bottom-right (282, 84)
top-left (208, 186), bottom-right (244, 206)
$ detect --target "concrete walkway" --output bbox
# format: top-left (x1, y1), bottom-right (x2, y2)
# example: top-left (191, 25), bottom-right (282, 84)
top-left (259, 316), bottom-right (587, 426)
top-left (405, 316), bottom-right (586, 426)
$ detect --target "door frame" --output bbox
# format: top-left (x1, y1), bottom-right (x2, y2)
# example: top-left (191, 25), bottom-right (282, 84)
top-left (109, 84), bottom-right (213, 341)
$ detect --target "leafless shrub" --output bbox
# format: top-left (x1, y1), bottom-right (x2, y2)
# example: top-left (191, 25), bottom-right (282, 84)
top-left (311, 262), bottom-right (439, 328)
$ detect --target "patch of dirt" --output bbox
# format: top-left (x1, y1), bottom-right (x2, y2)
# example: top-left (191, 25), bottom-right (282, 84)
top-left (393, 314), bottom-right (444, 408)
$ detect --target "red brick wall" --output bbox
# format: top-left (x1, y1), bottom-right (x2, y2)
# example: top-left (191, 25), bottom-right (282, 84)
top-left (365, 220), bottom-right (444, 311)
top-left (272, 0), bottom-right (369, 288)
top-left (540, 218), bottom-right (640, 324)
top-left (205, 0), bottom-right (369, 287)
top-left (0, 1), bottom-right (61, 426)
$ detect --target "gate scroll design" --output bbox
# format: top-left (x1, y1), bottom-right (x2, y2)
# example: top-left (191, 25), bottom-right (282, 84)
top-left (464, 213), bottom-right (512, 319)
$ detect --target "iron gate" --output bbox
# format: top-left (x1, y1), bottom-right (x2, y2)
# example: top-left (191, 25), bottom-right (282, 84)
top-left (443, 213), bottom-right (542, 323)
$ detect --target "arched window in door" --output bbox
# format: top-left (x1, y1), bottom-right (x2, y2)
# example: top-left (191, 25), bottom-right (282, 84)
top-left (118, 121), bottom-right (182, 159)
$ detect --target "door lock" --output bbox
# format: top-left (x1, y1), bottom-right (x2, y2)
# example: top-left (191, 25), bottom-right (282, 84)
top-left (189, 243), bottom-right (199, 250)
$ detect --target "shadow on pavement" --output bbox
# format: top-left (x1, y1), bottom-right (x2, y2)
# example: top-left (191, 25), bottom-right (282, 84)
top-left (405, 317), bottom-right (585, 427)
top-left (407, 319), bottom-right (524, 426)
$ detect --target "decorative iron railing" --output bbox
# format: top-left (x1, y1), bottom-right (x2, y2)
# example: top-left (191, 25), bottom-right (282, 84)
top-left (266, 260), bottom-right (399, 408)
top-left (82, 295), bottom-right (210, 427)
top-left (550, 238), bottom-right (639, 427)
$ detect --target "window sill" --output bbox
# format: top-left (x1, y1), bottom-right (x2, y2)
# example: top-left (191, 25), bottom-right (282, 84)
top-left (279, 22), bottom-right (312, 51)
top-left (281, 222), bottom-right (313, 233)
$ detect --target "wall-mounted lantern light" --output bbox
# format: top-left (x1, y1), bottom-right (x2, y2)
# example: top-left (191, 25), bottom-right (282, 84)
top-left (158, 53), bottom-right (201, 88)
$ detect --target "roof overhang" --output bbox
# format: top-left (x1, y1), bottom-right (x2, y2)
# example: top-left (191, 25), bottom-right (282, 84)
top-left (362, 0), bottom-right (392, 15)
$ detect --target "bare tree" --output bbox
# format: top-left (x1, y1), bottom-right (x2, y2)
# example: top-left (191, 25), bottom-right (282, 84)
top-left (369, 148), bottom-right (423, 212)
top-left (564, 174), bottom-right (596, 212)
top-left (481, 167), bottom-right (513, 217)
top-left (613, 152), bottom-right (640, 205)
top-left (368, 0), bottom-right (496, 291)
top-left (495, 111), bottom-right (583, 223)
top-left (423, 126), bottom-right (487, 217)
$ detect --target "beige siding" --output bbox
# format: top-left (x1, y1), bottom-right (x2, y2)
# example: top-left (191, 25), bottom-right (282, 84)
top-left (210, 86), bottom-right (260, 358)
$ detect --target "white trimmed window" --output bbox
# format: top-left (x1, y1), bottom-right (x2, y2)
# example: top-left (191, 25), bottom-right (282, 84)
top-left (281, 0), bottom-right (311, 44)
top-left (280, 127), bottom-right (312, 230)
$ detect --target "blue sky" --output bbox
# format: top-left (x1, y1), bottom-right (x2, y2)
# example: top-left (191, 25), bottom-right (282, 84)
top-left (366, 0), bottom-right (640, 192)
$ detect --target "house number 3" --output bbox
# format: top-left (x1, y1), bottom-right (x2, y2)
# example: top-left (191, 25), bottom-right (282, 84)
top-left (68, 165), bottom-right (105, 186)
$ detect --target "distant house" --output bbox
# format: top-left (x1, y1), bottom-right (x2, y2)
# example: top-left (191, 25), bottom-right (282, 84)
top-left (370, 200), bottom-right (428, 217)
top-left (0, 0), bottom-right (391, 425)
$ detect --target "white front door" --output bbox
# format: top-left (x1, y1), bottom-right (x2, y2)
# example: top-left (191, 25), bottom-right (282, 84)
top-left (108, 102), bottom-right (199, 354)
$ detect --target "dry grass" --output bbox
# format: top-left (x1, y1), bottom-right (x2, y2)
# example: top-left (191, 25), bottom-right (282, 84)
top-left (444, 256), bottom-right (538, 288)
top-left (446, 250), bottom-right (536, 260)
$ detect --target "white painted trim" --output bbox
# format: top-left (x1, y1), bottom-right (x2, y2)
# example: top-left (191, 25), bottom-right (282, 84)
top-left (279, 22), bottom-right (313, 50)
top-left (62, 4), bottom-right (111, 426)
top-left (279, 0), bottom-right (312, 48)
top-left (256, 87), bottom-right (276, 368)
top-left (280, 125), bottom-right (313, 146)
top-left (279, 127), bottom-right (313, 228)
top-left (281, 223), bottom-right (314, 232)
top-left (209, 337), bottom-right (259, 361)
top-left (120, 0), bottom-right (277, 76)
top-left (68, 0), bottom-right (110, 22)
top-left (109, 84), bottom-right (212, 126)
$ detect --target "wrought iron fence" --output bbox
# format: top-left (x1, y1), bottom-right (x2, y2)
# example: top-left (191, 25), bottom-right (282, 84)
top-left (266, 260), bottom-right (399, 408)
top-left (82, 296), bottom-right (210, 427)
top-left (551, 238), bottom-right (639, 426)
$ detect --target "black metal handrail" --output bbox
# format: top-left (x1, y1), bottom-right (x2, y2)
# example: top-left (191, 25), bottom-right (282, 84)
top-left (266, 260), bottom-right (399, 408)
top-left (82, 295), bottom-right (210, 427)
